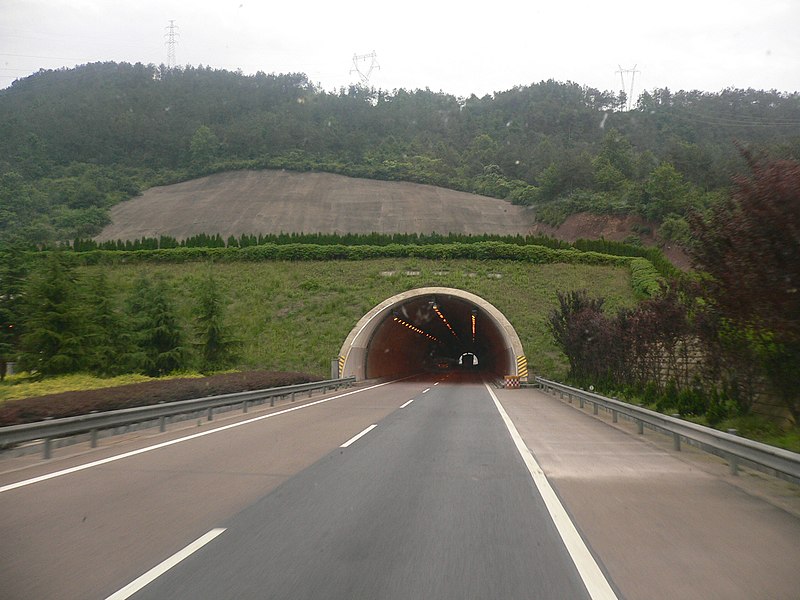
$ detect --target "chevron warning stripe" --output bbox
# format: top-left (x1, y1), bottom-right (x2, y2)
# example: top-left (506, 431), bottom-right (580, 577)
top-left (338, 355), bottom-right (346, 378)
top-left (516, 355), bottom-right (528, 379)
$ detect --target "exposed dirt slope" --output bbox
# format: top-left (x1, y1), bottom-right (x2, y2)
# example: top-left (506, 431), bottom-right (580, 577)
top-left (97, 170), bottom-right (537, 241)
top-left (531, 213), bottom-right (690, 268)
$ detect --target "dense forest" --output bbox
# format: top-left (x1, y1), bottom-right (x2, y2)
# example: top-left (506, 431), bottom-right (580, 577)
top-left (1, 61), bottom-right (800, 245)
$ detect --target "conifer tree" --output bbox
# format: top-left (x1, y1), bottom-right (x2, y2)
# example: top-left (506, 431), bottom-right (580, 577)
top-left (193, 270), bottom-right (238, 372)
top-left (0, 244), bottom-right (27, 379)
top-left (18, 253), bottom-right (88, 376)
top-left (127, 274), bottom-right (187, 376)
top-left (84, 272), bottom-right (135, 375)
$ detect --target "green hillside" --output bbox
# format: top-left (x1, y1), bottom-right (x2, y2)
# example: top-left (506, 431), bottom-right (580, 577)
top-left (2, 62), bottom-right (799, 245)
top-left (91, 259), bottom-right (637, 379)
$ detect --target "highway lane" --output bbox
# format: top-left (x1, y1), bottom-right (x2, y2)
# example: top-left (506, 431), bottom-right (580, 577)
top-left (0, 378), bottom-right (436, 600)
top-left (121, 378), bottom-right (599, 600)
top-left (4, 374), bottom-right (798, 599)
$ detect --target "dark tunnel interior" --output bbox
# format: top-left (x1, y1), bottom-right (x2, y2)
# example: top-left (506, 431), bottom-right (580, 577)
top-left (364, 294), bottom-right (513, 379)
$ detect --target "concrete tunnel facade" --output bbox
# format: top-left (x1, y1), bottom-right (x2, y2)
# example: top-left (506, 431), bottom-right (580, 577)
top-left (338, 288), bottom-right (527, 381)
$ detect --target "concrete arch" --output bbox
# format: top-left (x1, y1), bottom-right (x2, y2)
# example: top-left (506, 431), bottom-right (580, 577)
top-left (338, 287), bottom-right (526, 381)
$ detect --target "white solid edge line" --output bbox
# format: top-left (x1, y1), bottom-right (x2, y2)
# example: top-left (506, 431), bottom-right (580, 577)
top-left (105, 528), bottom-right (226, 600)
top-left (422, 388), bottom-right (430, 394)
top-left (484, 383), bottom-right (618, 600)
top-left (0, 379), bottom-right (401, 494)
top-left (399, 398), bottom-right (415, 409)
top-left (340, 424), bottom-right (377, 448)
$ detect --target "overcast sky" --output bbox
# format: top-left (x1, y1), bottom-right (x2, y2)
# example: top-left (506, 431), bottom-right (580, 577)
top-left (2, 0), bottom-right (799, 97)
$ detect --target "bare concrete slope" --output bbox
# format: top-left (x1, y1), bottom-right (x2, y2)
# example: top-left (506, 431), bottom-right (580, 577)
top-left (96, 170), bottom-right (536, 241)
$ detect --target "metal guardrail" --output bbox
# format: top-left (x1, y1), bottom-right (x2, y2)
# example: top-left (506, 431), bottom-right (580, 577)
top-left (535, 377), bottom-right (800, 486)
top-left (0, 377), bottom-right (356, 458)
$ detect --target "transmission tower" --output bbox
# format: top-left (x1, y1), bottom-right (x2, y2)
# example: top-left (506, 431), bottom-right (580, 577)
top-left (351, 51), bottom-right (380, 85)
top-left (615, 64), bottom-right (640, 110)
top-left (165, 20), bottom-right (179, 69)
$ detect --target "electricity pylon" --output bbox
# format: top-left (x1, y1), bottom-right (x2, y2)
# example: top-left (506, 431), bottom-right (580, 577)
top-left (616, 64), bottom-right (639, 110)
top-left (165, 20), bottom-right (179, 69)
top-left (351, 51), bottom-right (380, 85)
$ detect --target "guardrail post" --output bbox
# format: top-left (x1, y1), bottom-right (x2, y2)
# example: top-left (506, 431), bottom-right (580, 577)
top-left (579, 397), bottom-right (584, 409)
top-left (593, 402), bottom-right (599, 415)
top-left (637, 420), bottom-right (644, 435)
top-left (673, 432), bottom-right (681, 451)
top-left (291, 392), bottom-right (296, 402)
top-left (270, 395), bottom-right (275, 407)
top-left (612, 409), bottom-right (618, 423)
top-left (308, 389), bottom-right (313, 398)
top-left (729, 455), bottom-right (740, 476)
top-left (90, 429), bottom-right (98, 448)
top-left (159, 416), bottom-right (166, 432)
top-left (43, 438), bottom-right (52, 459)
top-left (243, 400), bottom-right (248, 413)
top-left (567, 393), bottom-right (572, 403)
top-left (207, 407), bottom-right (213, 421)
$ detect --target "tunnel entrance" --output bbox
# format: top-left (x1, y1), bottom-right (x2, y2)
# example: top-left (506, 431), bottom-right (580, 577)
top-left (338, 288), bottom-right (526, 381)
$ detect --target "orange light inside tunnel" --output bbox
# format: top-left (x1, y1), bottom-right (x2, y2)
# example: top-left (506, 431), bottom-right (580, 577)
top-left (471, 312), bottom-right (476, 343)
top-left (392, 316), bottom-right (440, 342)
top-left (432, 303), bottom-right (459, 339)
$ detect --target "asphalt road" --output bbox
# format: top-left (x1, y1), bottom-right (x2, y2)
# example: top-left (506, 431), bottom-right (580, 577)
top-left (0, 378), bottom-right (432, 599)
top-left (123, 378), bottom-right (594, 600)
top-left (3, 377), bottom-right (797, 599)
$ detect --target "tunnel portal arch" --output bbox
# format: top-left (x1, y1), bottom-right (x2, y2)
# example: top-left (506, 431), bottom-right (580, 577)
top-left (338, 287), bottom-right (526, 381)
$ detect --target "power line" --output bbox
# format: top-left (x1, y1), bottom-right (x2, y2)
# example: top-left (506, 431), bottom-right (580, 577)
top-left (662, 109), bottom-right (800, 128)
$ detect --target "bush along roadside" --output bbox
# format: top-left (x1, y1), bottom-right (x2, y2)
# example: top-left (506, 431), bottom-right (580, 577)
top-left (0, 370), bottom-right (317, 426)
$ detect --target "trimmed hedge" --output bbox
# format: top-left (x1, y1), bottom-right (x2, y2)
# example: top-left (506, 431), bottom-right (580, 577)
top-left (51, 241), bottom-right (635, 270)
top-left (36, 242), bottom-right (661, 298)
top-left (629, 257), bottom-right (663, 298)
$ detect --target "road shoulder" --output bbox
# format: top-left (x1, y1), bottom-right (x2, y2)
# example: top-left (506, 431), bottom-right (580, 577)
top-left (496, 386), bottom-right (800, 600)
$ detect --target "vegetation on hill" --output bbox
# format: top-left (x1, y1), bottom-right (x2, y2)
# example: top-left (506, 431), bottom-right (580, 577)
top-left (1, 62), bottom-right (799, 245)
top-left (0, 252), bottom-right (639, 384)
top-left (0, 62), bottom-right (797, 446)
top-left (550, 155), bottom-right (800, 431)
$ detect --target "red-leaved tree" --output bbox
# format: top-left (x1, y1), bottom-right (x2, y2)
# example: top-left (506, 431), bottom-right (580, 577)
top-left (688, 153), bottom-right (800, 423)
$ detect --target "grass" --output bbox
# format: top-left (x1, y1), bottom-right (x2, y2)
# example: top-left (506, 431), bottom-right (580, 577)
top-left (605, 387), bottom-right (800, 453)
top-left (89, 259), bottom-right (638, 381)
top-left (0, 372), bottom-right (206, 403)
top-left (710, 415), bottom-right (800, 454)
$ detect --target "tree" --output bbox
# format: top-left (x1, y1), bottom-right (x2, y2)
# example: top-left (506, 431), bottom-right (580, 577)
top-left (0, 244), bottom-right (27, 379)
top-left (193, 271), bottom-right (238, 372)
top-left (84, 272), bottom-right (136, 375)
top-left (18, 253), bottom-right (88, 376)
top-left (639, 162), bottom-right (694, 221)
top-left (548, 290), bottom-right (620, 384)
top-left (689, 154), bottom-right (800, 422)
top-left (128, 275), bottom-right (187, 376)
top-left (189, 125), bottom-right (219, 173)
